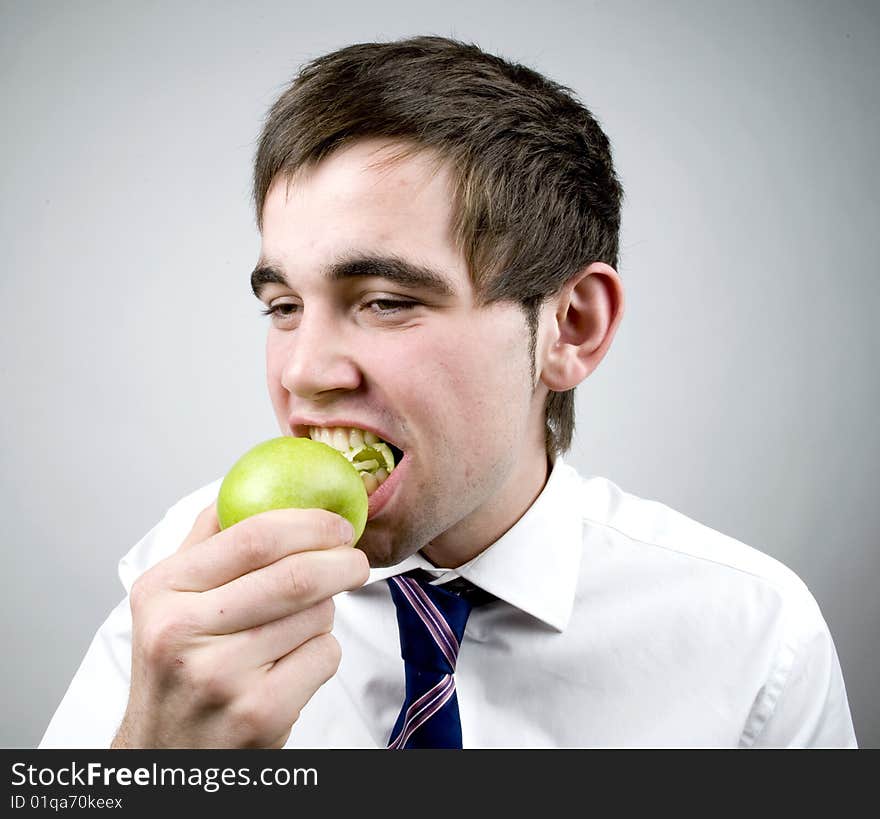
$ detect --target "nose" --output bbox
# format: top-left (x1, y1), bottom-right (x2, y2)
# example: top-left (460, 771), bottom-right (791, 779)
top-left (279, 308), bottom-right (362, 400)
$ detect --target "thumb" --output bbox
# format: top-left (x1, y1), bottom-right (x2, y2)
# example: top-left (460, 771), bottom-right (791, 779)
top-left (177, 500), bottom-right (220, 552)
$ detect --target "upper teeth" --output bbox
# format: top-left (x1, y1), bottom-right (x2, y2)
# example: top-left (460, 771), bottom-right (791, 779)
top-left (308, 426), bottom-right (380, 449)
top-left (307, 426), bottom-right (395, 495)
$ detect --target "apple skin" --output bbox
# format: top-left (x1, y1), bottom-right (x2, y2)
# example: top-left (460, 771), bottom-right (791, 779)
top-left (216, 437), bottom-right (368, 543)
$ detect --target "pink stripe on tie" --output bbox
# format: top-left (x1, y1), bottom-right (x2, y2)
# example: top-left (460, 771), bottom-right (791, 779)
top-left (405, 577), bottom-right (460, 653)
top-left (390, 576), bottom-right (459, 669)
top-left (387, 674), bottom-right (456, 750)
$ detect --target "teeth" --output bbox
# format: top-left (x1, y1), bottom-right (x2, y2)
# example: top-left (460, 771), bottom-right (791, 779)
top-left (308, 426), bottom-right (387, 452)
top-left (306, 426), bottom-right (398, 487)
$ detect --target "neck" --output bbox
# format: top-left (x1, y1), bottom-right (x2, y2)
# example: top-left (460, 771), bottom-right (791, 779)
top-left (420, 448), bottom-right (552, 569)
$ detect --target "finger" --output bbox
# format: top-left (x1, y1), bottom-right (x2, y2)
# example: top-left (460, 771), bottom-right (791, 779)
top-left (168, 507), bottom-right (357, 592)
top-left (267, 727), bottom-right (292, 750)
top-left (178, 501), bottom-right (220, 552)
top-left (211, 599), bottom-right (335, 670)
top-left (199, 545), bottom-right (368, 633)
top-left (266, 631), bottom-right (342, 709)
top-left (254, 632), bottom-right (342, 738)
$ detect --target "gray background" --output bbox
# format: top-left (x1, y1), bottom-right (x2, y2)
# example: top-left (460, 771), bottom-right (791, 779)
top-left (2, 0), bottom-right (877, 748)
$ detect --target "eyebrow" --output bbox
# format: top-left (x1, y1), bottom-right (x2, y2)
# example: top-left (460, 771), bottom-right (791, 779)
top-left (250, 254), bottom-right (455, 299)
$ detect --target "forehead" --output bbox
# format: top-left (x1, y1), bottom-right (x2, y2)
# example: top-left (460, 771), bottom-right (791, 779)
top-left (259, 139), bottom-right (467, 286)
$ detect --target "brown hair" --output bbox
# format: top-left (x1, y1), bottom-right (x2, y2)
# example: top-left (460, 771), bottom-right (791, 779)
top-left (253, 35), bottom-right (623, 454)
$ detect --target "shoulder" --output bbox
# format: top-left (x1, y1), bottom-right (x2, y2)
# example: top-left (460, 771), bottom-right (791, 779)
top-left (561, 464), bottom-right (825, 632)
top-left (558, 464), bottom-right (855, 746)
top-left (117, 477), bottom-right (224, 590)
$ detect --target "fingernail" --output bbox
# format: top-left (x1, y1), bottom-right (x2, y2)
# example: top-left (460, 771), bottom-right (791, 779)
top-left (339, 519), bottom-right (355, 544)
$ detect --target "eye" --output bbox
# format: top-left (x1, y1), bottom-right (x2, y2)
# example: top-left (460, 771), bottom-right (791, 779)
top-left (366, 298), bottom-right (419, 316)
top-left (260, 302), bottom-right (301, 323)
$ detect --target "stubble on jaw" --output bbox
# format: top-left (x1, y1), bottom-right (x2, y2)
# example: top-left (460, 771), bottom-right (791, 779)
top-left (357, 306), bottom-right (544, 570)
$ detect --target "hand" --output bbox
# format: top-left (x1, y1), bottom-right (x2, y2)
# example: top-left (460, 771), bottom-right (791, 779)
top-left (111, 502), bottom-right (370, 748)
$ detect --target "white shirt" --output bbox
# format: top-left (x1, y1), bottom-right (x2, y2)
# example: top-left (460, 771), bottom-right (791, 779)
top-left (40, 459), bottom-right (857, 748)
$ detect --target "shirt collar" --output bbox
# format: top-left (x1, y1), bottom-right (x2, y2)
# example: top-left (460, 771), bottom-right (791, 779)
top-left (363, 456), bottom-right (584, 632)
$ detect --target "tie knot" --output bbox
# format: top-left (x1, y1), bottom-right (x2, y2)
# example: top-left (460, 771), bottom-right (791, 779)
top-left (387, 572), bottom-right (474, 674)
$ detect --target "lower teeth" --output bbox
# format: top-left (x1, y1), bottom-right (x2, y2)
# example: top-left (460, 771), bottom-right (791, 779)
top-left (361, 472), bottom-right (380, 495)
top-left (308, 427), bottom-right (398, 496)
top-left (361, 466), bottom-right (392, 496)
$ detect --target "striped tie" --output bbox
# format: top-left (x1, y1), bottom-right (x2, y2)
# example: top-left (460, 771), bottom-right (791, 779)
top-left (386, 571), bottom-right (475, 749)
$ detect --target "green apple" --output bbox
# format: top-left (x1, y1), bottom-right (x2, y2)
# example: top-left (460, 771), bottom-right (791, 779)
top-left (216, 436), bottom-right (369, 543)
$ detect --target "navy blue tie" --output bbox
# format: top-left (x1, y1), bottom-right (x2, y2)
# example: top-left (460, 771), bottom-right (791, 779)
top-left (386, 572), bottom-right (475, 749)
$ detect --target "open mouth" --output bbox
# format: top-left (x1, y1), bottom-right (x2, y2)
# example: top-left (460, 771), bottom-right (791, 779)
top-left (307, 426), bottom-right (404, 496)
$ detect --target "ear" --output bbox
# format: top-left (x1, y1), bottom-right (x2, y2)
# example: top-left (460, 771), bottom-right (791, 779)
top-left (539, 262), bottom-right (625, 391)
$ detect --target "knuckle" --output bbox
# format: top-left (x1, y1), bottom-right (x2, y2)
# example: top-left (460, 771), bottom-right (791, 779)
top-left (351, 548), bottom-right (371, 585)
top-left (194, 666), bottom-right (235, 708)
top-left (313, 597), bottom-right (335, 632)
top-left (308, 508), bottom-right (344, 546)
top-left (313, 632), bottom-right (342, 679)
top-left (129, 567), bottom-right (165, 613)
top-left (231, 697), bottom-right (279, 747)
top-left (285, 557), bottom-right (316, 601)
top-left (236, 517), bottom-right (276, 567)
top-left (269, 728), bottom-right (293, 749)
top-left (138, 609), bottom-right (196, 664)
top-left (129, 575), bottom-right (151, 614)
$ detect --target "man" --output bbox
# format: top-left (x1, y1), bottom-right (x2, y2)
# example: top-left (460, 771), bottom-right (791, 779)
top-left (40, 36), bottom-right (857, 748)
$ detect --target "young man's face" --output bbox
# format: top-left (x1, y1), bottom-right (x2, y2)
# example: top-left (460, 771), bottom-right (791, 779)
top-left (255, 138), bottom-right (550, 568)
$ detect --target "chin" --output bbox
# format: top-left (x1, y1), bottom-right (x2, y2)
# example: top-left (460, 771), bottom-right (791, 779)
top-left (356, 523), bottom-right (423, 569)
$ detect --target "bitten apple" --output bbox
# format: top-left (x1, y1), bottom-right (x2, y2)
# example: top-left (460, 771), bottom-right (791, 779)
top-left (216, 437), bottom-right (369, 543)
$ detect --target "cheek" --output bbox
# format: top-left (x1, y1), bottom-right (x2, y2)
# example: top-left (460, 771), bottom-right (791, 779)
top-left (449, 316), bottom-right (530, 397)
top-left (415, 323), bottom-right (530, 440)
